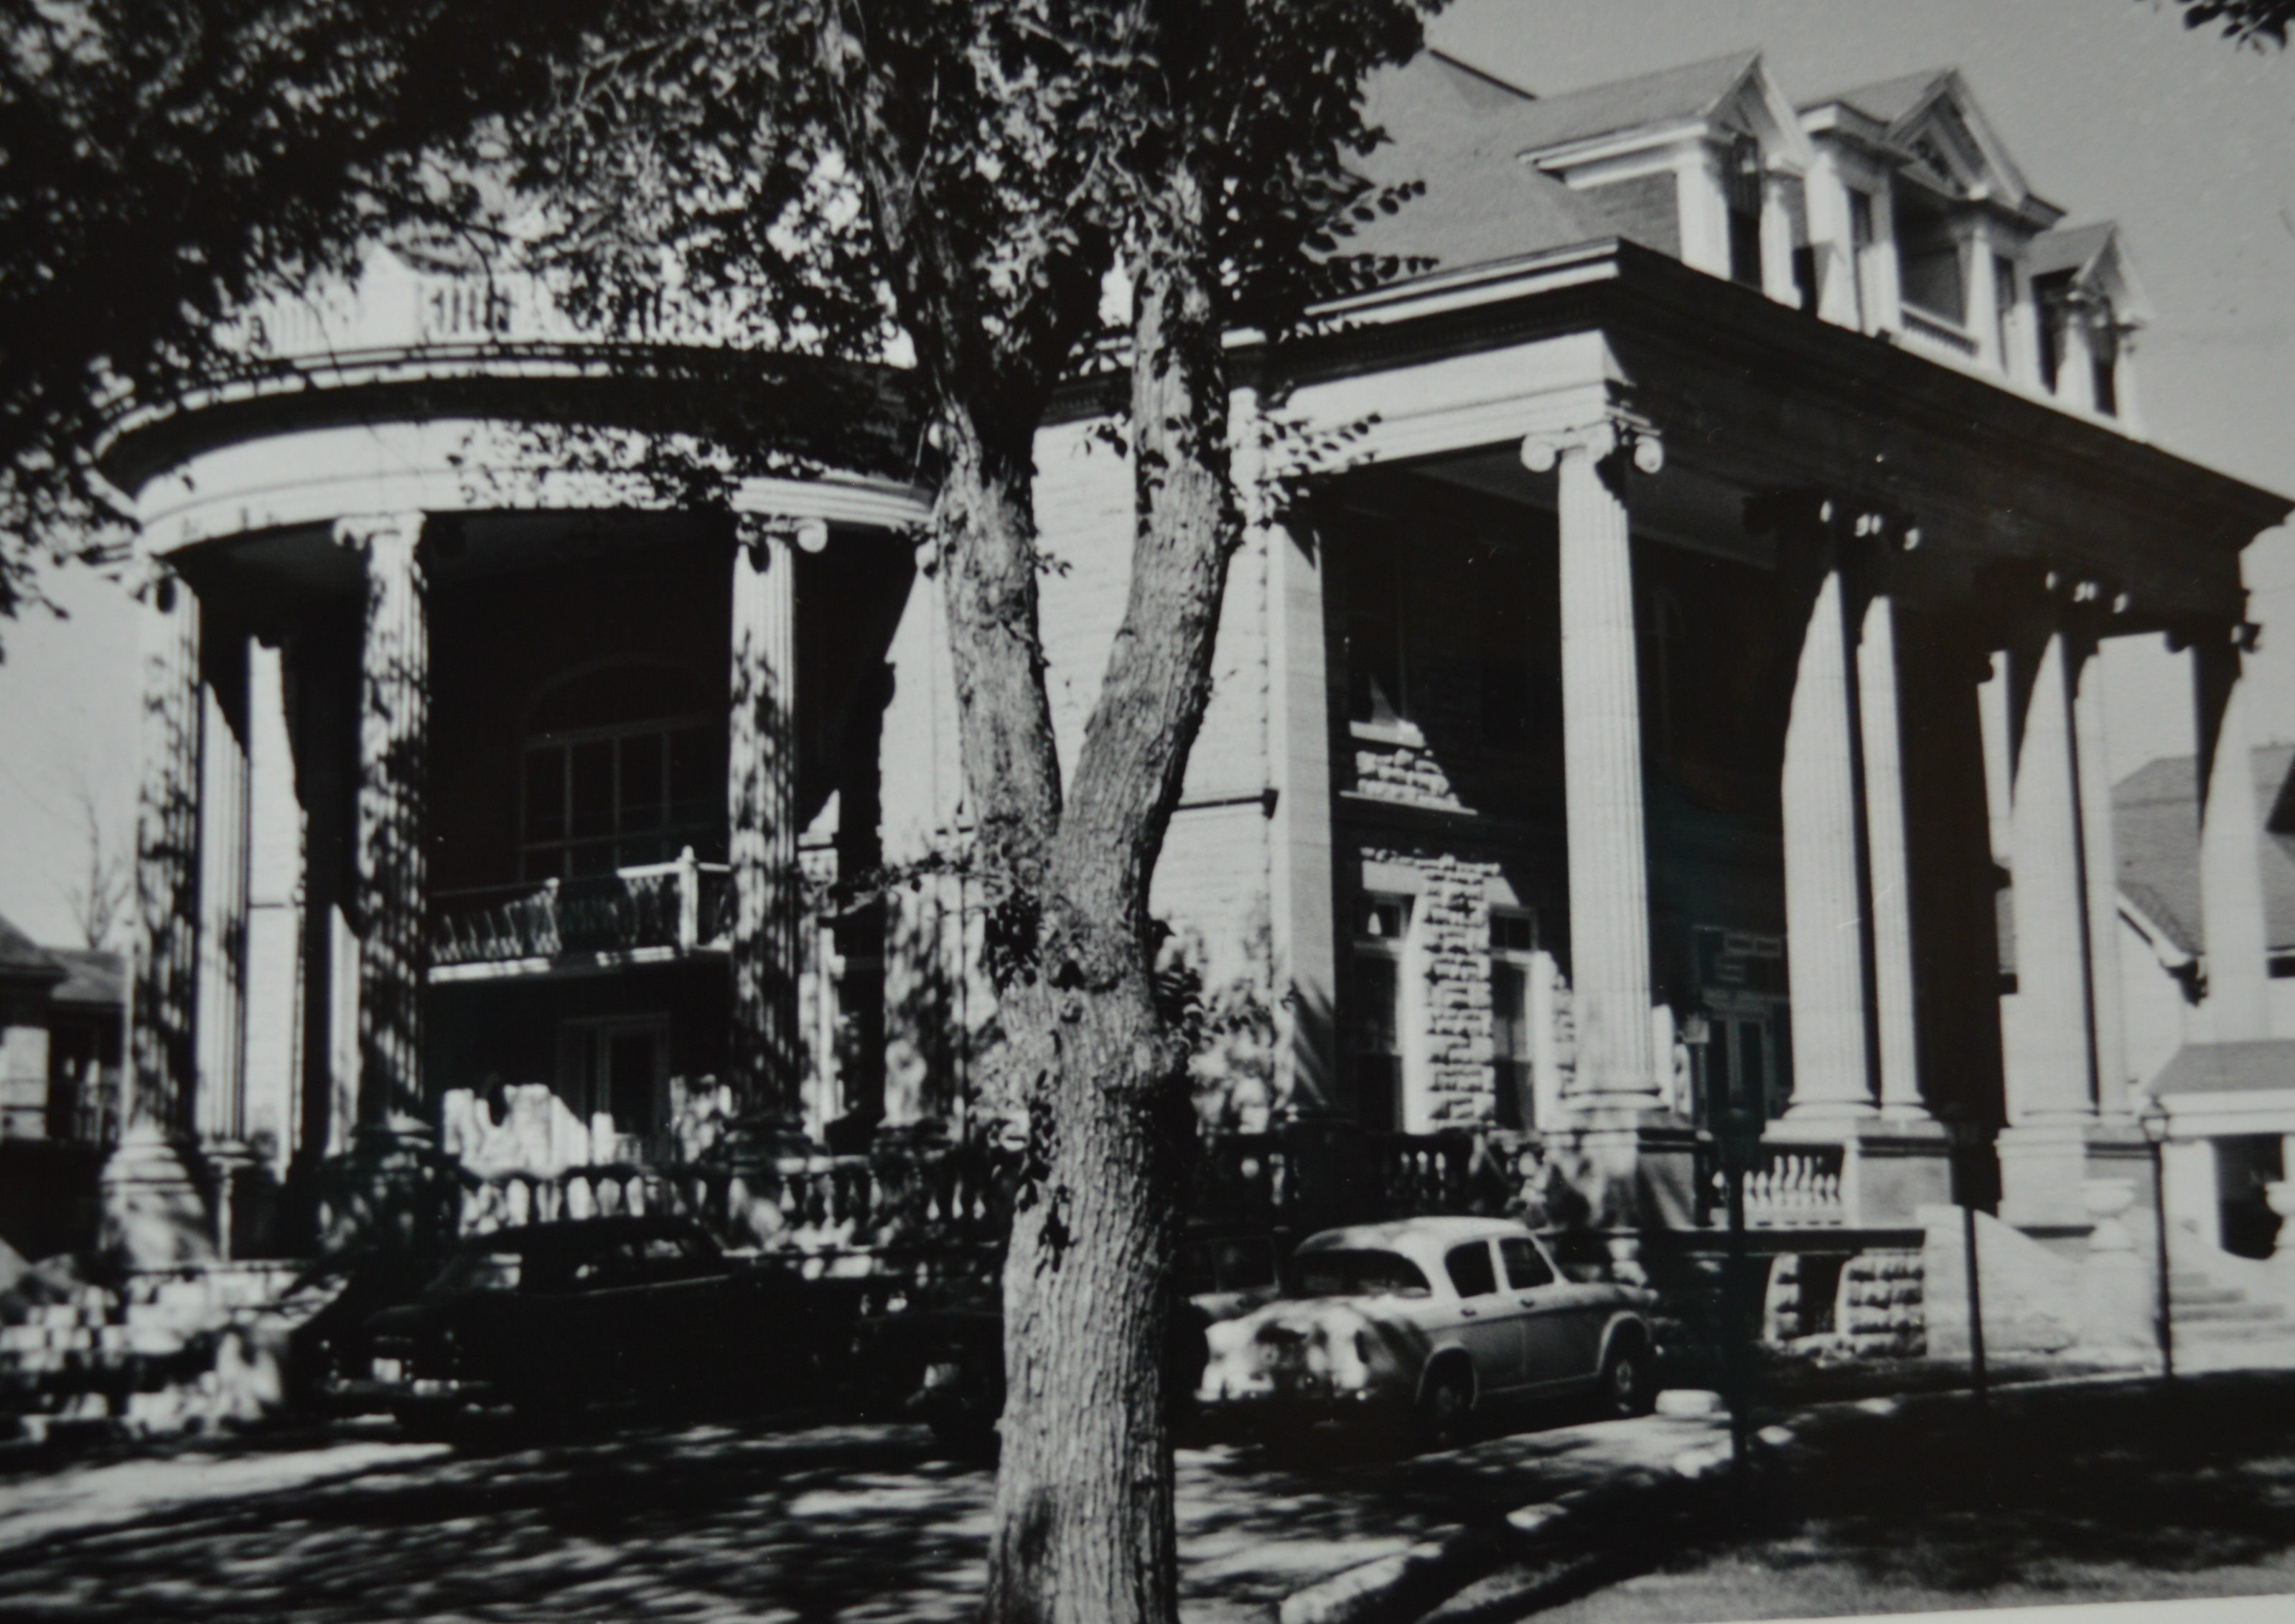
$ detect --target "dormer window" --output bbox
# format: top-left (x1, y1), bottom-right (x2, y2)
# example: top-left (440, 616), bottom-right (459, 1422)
top-left (1895, 192), bottom-right (1965, 327)
top-left (1726, 135), bottom-right (1765, 287)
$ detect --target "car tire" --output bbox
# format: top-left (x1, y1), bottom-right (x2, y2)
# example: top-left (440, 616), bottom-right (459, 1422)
top-left (1418, 1361), bottom-right (1474, 1450)
top-left (1599, 1335), bottom-right (1654, 1418)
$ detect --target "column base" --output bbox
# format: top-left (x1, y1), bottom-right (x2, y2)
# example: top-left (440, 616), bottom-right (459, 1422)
top-left (1543, 1106), bottom-right (1697, 1232)
top-left (100, 1126), bottom-right (218, 1273)
top-left (197, 1139), bottom-right (281, 1262)
top-left (1999, 1118), bottom-right (2147, 1232)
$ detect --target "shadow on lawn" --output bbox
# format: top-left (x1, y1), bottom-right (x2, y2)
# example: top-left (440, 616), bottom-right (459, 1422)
top-left (0, 1417), bottom-right (999, 1623)
top-left (1760, 1371), bottom-right (2295, 1590)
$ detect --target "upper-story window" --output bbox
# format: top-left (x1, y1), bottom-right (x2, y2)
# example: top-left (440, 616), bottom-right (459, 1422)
top-left (1895, 192), bottom-right (1965, 327)
top-left (1489, 910), bottom-right (1541, 1129)
top-left (1349, 895), bottom-right (1411, 1131)
top-left (1725, 135), bottom-right (1765, 288)
top-left (521, 663), bottom-right (723, 880)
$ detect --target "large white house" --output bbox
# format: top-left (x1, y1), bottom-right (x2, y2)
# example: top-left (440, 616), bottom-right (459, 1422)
top-left (77, 47), bottom-right (2290, 1333)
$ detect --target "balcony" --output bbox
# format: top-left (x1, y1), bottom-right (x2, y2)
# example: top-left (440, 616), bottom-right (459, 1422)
top-left (431, 851), bottom-right (733, 979)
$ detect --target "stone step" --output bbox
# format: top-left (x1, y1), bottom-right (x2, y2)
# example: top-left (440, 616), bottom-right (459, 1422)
top-left (2175, 1299), bottom-right (2287, 1326)
top-left (2169, 1284), bottom-right (2250, 1308)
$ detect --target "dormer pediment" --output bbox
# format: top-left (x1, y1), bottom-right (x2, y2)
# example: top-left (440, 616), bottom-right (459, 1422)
top-left (1515, 50), bottom-right (1811, 177)
top-left (1809, 69), bottom-right (2062, 229)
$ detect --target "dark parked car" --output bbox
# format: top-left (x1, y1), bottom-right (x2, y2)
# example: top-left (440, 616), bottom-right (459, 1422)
top-left (859, 1231), bottom-right (1284, 1454)
top-left (355, 1215), bottom-right (868, 1432)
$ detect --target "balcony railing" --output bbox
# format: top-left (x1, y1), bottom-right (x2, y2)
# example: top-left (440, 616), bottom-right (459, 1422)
top-left (1900, 307), bottom-right (1981, 360)
top-left (432, 851), bottom-right (732, 969)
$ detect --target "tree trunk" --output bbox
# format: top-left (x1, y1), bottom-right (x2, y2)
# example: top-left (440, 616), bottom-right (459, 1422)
top-left (983, 154), bottom-right (1236, 1624)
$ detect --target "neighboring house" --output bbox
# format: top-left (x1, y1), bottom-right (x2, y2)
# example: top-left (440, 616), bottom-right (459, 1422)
top-left (2115, 745), bottom-right (2295, 1259)
top-left (83, 46), bottom-right (2289, 1290)
top-left (0, 915), bottom-right (123, 1266)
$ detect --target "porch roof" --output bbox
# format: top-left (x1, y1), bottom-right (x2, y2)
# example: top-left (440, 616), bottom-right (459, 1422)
top-left (2151, 1040), bottom-right (2295, 1097)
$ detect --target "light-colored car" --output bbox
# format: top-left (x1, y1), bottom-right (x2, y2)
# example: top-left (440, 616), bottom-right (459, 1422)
top-left (1197, 1216), bottom-right (1659, 1442)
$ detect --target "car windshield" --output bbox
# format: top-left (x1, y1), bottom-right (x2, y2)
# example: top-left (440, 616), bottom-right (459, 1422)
top-left (429, 1251), bottom-right (522, 1293)
top-left (1287, 1249), bottom-right (1432, 1299)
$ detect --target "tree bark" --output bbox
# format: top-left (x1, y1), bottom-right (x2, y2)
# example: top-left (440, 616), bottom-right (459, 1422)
top-left (984, 154), bottom-right (1235, 1624)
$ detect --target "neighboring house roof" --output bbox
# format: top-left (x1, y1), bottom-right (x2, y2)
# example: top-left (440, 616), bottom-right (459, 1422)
top-left (2150, 1039), bottom-right (2295, 1096)
top-left (46, 949), bottom-right (125, 1012)
top-left (0, 915), bottom-right (66, 987)
top-left (2113, 744), bottom-right (2295, 956)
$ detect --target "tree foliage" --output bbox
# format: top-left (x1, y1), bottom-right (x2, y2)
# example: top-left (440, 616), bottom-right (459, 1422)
top-left (2169, 0), bottom-right (2293, 47)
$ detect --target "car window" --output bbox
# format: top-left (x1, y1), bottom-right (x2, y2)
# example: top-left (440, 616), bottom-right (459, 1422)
top-left (637, 1234), bottom-right (699, 1261)
top-left (431, 1251), bottom-right (521, 1293)
top-left (1289, 1249), bottom-right (1433, 1299)
top-left (1212, 1238), bottom-right (1276, 1292)
top-left (1444, 1241), bottom-right (1499, 1299)
top-left (573, 1241), bottom-right (648, 1283)
top-left (1499, 1237), bottom-right (1555, 1289)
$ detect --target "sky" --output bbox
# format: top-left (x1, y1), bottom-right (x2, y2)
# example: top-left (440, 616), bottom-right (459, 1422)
top-left (0, 0), bottom-right (2289, 948)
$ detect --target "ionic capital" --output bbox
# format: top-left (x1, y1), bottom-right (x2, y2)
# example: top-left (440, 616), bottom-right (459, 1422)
top-left (332, 513), bottom-right (427, 563)
top-left (1520, 411), bottom-right (1661, 477)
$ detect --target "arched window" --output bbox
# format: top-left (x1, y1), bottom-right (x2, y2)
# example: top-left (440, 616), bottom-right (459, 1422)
top-left (520, 663), bottom-right (723, 880)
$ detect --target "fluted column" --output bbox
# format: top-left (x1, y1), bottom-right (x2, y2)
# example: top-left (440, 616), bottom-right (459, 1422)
top-left (129, 568), bottom-right (205, 1137)
top-left (2193, 627), bottom-right (2270, 1041)
top-left (2070, 628), bottom-right (2130, 1117)
top-left (2004, 627), bottom-right (2097, 1128)
top-left (342, 514), bottom-right (431, 1131)
top-left (106, 564), bottom-right (216, 1269)
top-left (1858, 588), bottom-right (1927, 1120)
top-left (1782, 552), bottom-right (1876, 1124)
top-left (1522, 411), bottom-right (1661, 1111)
top-left (197, 628), bottom-right (251, 1147)
top-left (729, 522), bottom-right (802, 1119)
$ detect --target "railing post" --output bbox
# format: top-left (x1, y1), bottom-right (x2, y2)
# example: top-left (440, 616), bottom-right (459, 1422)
top-left (677, 846), bottom-right (701, 952)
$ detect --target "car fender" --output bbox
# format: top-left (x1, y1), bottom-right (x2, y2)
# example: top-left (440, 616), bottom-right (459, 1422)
top-left (1413, 1341), bottom-right (1477, 1409)
top-left (1591, 1309), bottom-right (1651, 1369)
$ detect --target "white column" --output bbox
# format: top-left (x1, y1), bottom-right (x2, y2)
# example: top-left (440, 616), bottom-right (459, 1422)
top-left (196, 629), bottom-right (251, 1149)
top-left (1522, 414), bottom-right (1661, 1111)
top-left (1760, 172), bottom-right (1800, 307)
top-left (2070, 634), bottom-right (2130, 1118)
top-left (2194, 630), bottom-right (2270, 1040)
top-left (107, 562), bottom-right (217, 1269)
top-left (128, 566), bottom-right (205, 1138)
top-left (243, 642), bottom-right (304, 1167)
top-left (1783, 561), bottom-right (1876, 1124)
top-left (729, 523), bottom-right (802, 1119)
top-left (342, 514), bottom-right (431, 1131)
top-left (1859, 590), bottom-right (1926, 1120)
top-left (1256, 392), bottom-right (1340, 1118)
top-left (2005, 630), bottom-right (2098, 1126)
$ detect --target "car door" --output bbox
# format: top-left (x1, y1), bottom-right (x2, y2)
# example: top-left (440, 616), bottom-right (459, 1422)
top-left (1438, 1239), bottom-right (1525, 1393)
top-left (1499, 1233), bottom-right (1604, 1384)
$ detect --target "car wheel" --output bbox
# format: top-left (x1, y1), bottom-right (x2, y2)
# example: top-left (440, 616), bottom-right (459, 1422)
top-left (1599, 1337), bottom-right (1653, 1418)
top-left (1418, 1361), bottom-right (1474, 1450)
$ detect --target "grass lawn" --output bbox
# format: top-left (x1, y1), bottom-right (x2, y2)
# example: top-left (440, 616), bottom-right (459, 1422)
top-left (1442, 1370), bottom-right (2295, 1623)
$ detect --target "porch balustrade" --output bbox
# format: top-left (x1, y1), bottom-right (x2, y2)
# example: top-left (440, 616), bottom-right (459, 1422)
top-left (431, 852), bottom-right (733, 969)
top-left (1698, 1138), bottom-right (1850, 1227)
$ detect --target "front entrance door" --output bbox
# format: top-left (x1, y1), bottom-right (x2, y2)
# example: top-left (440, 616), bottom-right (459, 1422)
top-left (557, 1016), bottom-right (670, 1162)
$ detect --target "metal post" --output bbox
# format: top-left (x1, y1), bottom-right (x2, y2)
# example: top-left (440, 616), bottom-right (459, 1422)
top-left (1720, 1105), bottom-right (1759, 1473)
top-left (2151, 1129), bottom-right (2174, 1383)
top-left (1961, 1199), bottom-right (1988, 1411)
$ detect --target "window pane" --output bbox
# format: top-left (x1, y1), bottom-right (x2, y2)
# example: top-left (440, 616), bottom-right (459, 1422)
top-left (570, 841), bottom-right (617, 877)
top-left (1353, 957), bottom-right (1398, 1055)
top-left (620, 732), bottom-right (665, 831)
top-left (668, 725), bottom-right (721, 833)
top-left (570, 739), bottom-right (614, 839)
top-left (1491, 963), bottom-right (1525, 1057)
top-left (1444, 1241), bottom-right (1497, 1299)
top-left (607, 1032), bottom-right (655, 1134)
top-left (524, 747), bottom-right (565, 844)
top-left (1500, 1237), bottom-right (1554, 1290)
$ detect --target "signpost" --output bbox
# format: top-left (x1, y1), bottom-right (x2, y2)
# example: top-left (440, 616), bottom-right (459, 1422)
top-left (1940, 1106), bottom-right (1997, 1411)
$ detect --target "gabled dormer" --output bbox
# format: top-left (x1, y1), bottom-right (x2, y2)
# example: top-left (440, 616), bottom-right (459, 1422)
top-left (1509, 50), bottom-right (1815, 307)
top-left (2026, 222), bottom-right (2150, 425)
top-left (1801, 70), bottom-right (2075, 391)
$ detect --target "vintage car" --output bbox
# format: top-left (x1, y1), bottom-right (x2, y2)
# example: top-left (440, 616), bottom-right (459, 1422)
top-left (353, 1214), bottom-right (869, 1432)
top-left (1197, 1216), bottom-right (1660, 1442)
